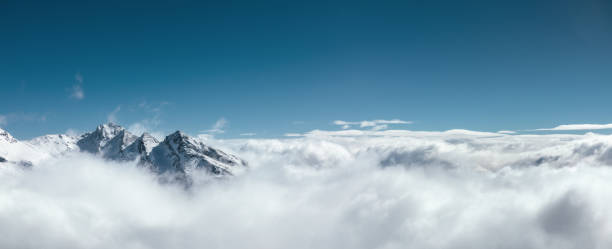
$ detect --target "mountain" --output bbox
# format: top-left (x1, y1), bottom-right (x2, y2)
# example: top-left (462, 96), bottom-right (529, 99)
top-left (0, 128), bottom-right (45, 166)
top-left (77, 123), bottom-right (137, 156)
top-left (121, 132), bottom-right (159, 162)
top-left (0, 123), bottom-right (247, 179)
top-left (150, 131), bottom-right (247, 176)
top-left (28, 134), bottom-right (79, 156)
top-left (0, 128), bottom-right (17, 143)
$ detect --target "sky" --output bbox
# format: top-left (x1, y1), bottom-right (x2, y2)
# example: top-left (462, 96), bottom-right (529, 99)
top-left (1, 0), bottom-right (612, 139)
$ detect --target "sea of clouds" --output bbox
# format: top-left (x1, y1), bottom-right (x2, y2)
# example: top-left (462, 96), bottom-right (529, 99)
top-left (3, 130), bottom-right (612, 249)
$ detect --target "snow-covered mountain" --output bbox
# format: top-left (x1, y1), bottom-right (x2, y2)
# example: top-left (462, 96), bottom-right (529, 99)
top-left (0, 124), bottom-right (247, 178)
top-left (0, 128), bottom-right (17, 144)
top-left (150, 131), bottom-right (246, 176)
top-left (29, 134), bottom-right (79, 156)
top-left (0, 128), bottom-right (46, 166)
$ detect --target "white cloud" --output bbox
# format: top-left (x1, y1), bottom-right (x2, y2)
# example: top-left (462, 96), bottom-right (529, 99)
top-left (333, 119), bottom-right (412, 130)
top-left (284, 133), bottom-right (303, 137)
top-left (240, 133), bottom-right (256, 136)
top-left (126, 101), bottom-right (168, 139)
top-left (0, 113), bottom-right (47, 127)
top-left (536, 123), bottom-right (612, 131)
top-left (128, 122), bottom-right (165, 140)
top-left (4, 131), bottom-right (612, 248)
top-left (107, 106), bottom-right (121, 123)
top-left (65, 129), bottom-right (80, 137)
top-left (201, 118), bottom-right (228, 134)
top-left (70, 73), bottom-right (85, 100)
top-left (74, 72), bottom-right (83, 84)
top-left (497, 130), bottom-right (516, 134)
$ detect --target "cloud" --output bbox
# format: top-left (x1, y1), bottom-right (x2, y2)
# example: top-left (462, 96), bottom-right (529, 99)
top-left (536, 123), bottom-right (612, 131)
top-left (70, 73), bottom-right (85, 100)
top-left (65, 129), bottom-right (80, 137)
top-left (498, 130), bottom-right (516, 134)
top-left (240, 133), bottom-right (256, 136)
top-left (0, 113), bottom-right (47, 127)
top-left (128, 122), bottom-right (165, 140)
top-left (333, 119), bottom-right (412, 130)
top-left (107, 106), bottom-right (121, 123)
top-left (201, 118), bottom-right (228, 134)
top-left (4, 131), bottom-right (612, 248)
top-left (126, 101), bottom-right (168, 139)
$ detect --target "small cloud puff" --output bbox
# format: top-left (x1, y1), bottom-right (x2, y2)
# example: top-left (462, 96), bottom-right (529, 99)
top-left (202, 118), bottom-right (228, 134)
top-left (70, 73), bottom-right (85, 100)
top-left (107, 106), bottom-right (121, 123)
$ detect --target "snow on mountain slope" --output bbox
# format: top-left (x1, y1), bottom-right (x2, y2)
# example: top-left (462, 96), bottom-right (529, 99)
top-left (28, 134), bottom-right (79, 156)
top-left (149, 131), bottom-right (247, 176)
top-left (0, 129), bottom-right (49, 166)
top-left (120, 132), bottom-right (160, 163)
top-left (77, 123), bottom-right (129, 154)
top-left (0, 128), bottom-right (17, 143)
top-left (0, 123), bottom-right (247, 179)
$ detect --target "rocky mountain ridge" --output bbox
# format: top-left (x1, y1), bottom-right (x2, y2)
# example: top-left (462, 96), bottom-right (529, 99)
top-left (0, 123), bottom-right (247, 178)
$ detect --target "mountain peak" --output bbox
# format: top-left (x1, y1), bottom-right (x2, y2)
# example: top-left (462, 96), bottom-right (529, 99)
top-left (95, 122), bottom-right (125, 138)
top-left (78, 123), bottom-right (131, 154)
top-left (167, 130), bottom-right (187, 138)
top-left (150, 130), bottom-right (246, 177)
top-left (0, 128), bottom-right (17, 143)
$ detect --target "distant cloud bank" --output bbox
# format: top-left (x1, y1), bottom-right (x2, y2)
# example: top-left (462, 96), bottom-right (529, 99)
top-left (536, 123), bottom-right (612, 131)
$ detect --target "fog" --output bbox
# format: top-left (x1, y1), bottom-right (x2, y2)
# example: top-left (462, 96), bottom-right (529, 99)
top-left (3, 132), bottom-right (612, 249)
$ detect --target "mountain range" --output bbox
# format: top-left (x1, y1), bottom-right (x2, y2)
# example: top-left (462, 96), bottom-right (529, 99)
top-left (0, 123), bottom-right (247, 179)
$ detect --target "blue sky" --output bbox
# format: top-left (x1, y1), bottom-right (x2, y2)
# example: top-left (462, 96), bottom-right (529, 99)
top-left (1, 0), bottom-right (612, 139)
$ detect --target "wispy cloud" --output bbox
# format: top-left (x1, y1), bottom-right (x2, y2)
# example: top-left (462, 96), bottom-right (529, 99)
top-left (107, 106), bottom-right (121, 123)
top-left (497, 130), bottom-right (516, 134)
top-left (333, 119), bottom-right (412, 130)
top-left (70, 73), bottom-right (85, 100)
top-left (127, 101), bottom-right (168, 139)
top-left (0, 113), bottom-right (47, 127)
top-left (65, 129), bottom-right (80, 137)
top-left (535, 123), bottom-right (612, 131)
top-left (240, 133), bottom-right (256, 136)
top-left (201, 118), bottom-right (228, 134)
top-left (284, 133), bottom-right (303, 137)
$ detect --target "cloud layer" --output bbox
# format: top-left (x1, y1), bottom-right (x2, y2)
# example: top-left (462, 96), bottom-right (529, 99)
top-left (3, 131), bottom-right (612, 249)
top-left (537, 123), bottom-right (612, 131)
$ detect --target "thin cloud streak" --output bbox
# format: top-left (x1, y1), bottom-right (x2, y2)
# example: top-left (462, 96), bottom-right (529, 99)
top-left (70, 73), bottom-right (85, 100)
top-left (536, 123), bottom-right (612, 131)
top-left (201, 118), bottom-right (228, 134)
top-left (333, 119), bottom-right (412, 130)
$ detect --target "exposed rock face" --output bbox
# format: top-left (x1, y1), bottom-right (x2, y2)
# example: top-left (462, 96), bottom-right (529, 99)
top-left (149, 131), bottom-right (247, 176)
top-left (0, 128), bottom-right (17, 143)
top-left (77, 123), bottom-right (134, 155)
top-left (0, 123), bottom-right (247, 180)
top-left (75, 124), bottom-right (246, 178)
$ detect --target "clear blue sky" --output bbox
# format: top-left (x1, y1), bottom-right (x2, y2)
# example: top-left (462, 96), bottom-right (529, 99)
top-left (1, 0), bottom-right (612, 139)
